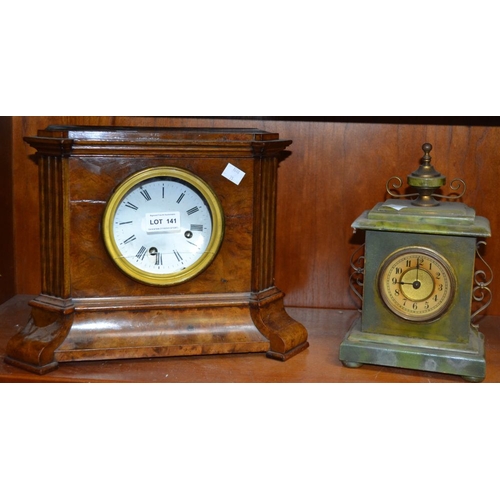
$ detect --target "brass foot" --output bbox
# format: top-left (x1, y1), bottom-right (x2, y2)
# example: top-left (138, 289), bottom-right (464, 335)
top-left (342, 361), bottom-right (363, 368)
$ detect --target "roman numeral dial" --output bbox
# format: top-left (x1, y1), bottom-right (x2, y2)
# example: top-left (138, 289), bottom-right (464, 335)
top-left (102, 166), bottom-right (224, 286)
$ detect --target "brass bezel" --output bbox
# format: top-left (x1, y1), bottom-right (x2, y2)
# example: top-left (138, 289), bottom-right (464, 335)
top-left (102, 166), bottom-right (224, 286)
top-left (377, 246), bottom-right (457, 322)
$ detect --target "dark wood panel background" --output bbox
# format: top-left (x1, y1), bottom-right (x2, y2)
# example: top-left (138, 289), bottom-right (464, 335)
top-left (0, 117), bottom-right (14, 304)
top-left (4, 117), bottom-right (499, 316)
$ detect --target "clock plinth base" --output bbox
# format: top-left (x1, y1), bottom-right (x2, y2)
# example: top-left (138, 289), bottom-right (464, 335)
top-left (339, 317), bottom-right (486, 382)
top-left (4, 288), bottom-right (308, 374)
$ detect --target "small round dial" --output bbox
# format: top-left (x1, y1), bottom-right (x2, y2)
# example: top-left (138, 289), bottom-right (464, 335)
top-left (102, 166), bottom-right (224, 286)
top-left (378, 247), bottom-right (456, 322)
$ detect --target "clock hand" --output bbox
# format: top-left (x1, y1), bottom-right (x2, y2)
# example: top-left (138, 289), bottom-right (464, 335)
top-left (398, 280), bottom-right (422, 289)
top-left (414, 261), bottom-right (422, 290)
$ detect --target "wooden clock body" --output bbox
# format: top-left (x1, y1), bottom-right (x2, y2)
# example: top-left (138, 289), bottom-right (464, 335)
top-left (339, 199), bottom-right (491, 381)
top-left (5, 126), bottom-right (308, 374)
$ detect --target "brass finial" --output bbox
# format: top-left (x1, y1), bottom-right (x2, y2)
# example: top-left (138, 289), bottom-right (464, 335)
top-left (415, 144), bottom-right (437, 175)
top-left (386, 143), bottom-right (466, 206)
top-left (407, 143), bottom-right (446, 206)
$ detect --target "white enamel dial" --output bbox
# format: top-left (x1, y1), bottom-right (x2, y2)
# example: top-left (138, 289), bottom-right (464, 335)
top-left (103, 167), bottom-right (224, 285)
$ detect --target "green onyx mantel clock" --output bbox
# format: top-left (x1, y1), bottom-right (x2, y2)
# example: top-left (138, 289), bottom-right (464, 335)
top-left (5, 125), bottom-right (309, 374)
top-left (340, 143), bottom-right (493, 382)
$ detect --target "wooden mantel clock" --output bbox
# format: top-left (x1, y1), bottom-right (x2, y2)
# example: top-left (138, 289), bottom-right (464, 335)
top-left (340, 143), bottom-right (493, 382)
top-left (5, 125), bottom-right (309, 374)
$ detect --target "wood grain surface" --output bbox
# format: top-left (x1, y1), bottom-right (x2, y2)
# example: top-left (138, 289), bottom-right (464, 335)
top-left (5, 117), bottom-right (500, 316)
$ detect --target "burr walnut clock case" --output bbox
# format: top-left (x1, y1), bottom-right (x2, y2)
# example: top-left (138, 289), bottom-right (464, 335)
top-left (5, 126), bottom-right (308, 374)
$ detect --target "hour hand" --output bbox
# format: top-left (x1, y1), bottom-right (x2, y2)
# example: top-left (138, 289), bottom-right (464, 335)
top-left (398, 280), bottom-right (421, 290)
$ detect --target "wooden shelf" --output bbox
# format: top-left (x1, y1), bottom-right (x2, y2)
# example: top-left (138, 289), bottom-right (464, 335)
top-left (2, 295), bottom-right (499, 383)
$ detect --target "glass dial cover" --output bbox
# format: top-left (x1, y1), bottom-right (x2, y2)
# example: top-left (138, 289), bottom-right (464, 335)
top-left (378, 247), bottom-right (456, 322)
top-left (102, 166), bottom-right (224, 286)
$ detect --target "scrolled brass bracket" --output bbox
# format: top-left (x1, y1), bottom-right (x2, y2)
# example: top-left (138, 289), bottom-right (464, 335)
top-left (431, 177), bottom-right (467, 201)
top-left (349, 243), bottom-right (365, 311)
top-left (385, 176), bottom-right (413, 199)
top-left (471, 240), bottom-right (493, 328)
top-left (385, 175), bottom-right (466, 202)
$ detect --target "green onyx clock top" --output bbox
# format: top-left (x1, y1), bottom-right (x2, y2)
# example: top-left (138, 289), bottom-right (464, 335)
top-left (353, 199), bottom-right (491, 237)
top-left (352, 143), bottom-right (491, 238)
